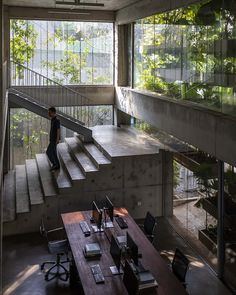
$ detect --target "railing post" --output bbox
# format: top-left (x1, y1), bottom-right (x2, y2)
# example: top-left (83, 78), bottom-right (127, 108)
top-left (217, 160), bottom-right (225, 279)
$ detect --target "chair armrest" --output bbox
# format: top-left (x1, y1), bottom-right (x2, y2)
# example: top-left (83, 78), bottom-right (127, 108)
top-left (47, 227), bottom-right (64, 234)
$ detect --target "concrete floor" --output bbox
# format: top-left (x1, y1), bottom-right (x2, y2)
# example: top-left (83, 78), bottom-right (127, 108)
top-left (92, 125), bottom-right (164, 157)
top-left (155, 218), bottom-right (231, 295)
top-left (174, 200), bottom-right (217, 239)
top-left (2, 234), bottom-right (76, 295)
top-left (2, 218), bottom-right (232, 295)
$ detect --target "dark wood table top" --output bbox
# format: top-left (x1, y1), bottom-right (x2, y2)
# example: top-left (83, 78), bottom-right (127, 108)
top-left (62, 208), bottom-right (187, 295)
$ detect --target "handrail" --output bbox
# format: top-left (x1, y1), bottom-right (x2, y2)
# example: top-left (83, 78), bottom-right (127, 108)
top-left (10, 88), bottom-right (85, 126)
top-left (11, 60), bottom-right (91, 100)
top-left (10, 60), bottom-right (91, 126)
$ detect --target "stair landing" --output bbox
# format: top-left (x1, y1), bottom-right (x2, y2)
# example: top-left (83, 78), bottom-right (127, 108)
top-left (91, 125), bottom-right (162, 158)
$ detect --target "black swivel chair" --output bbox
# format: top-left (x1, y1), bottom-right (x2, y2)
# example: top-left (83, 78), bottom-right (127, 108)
top-left (171, 248), bottom-right (189, 288)
top-left (139, 211), bottom-right (157, 243)
top-left (40, 218), bottom-right (70, 281)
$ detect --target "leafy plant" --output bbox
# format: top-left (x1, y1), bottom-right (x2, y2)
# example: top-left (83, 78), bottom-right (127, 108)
top-left (10, 20), bottom-right (37, 77)
top-left (194, 163), bottom-right (217, 197)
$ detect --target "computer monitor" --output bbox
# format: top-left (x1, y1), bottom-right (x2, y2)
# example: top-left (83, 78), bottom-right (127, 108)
top-left (110, 235), bottom-right (122, 275)
top-left (105, 196), bottom-right (114, 222)
top-left (126, 232), bottom-right (139, 266)
top-left (92, 201), bottom-right (102, 231)
top-left (123, 260), bottom-right (139, 295)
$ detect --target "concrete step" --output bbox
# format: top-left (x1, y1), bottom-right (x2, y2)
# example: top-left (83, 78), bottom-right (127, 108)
top-left (26, 159), bottom-right (44, 205)
top-left (74, 135), bottom-right (111, 168)
top-left (52, 156), bottom-right (72, 192)
top-left (65, 137), bottom-right (98, 174)
top-left (15, 165), bottom-right (30, 214)
top-left (3, 171), bottom-right (16, 222)
top-left (57, 142), bottom-right (85, 182)
top-left (36, 154), bottom-right (57, 197)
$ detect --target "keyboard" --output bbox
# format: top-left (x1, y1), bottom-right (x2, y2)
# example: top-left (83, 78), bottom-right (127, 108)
top-left (130, 261), bottom-right (147, 273)
top-left (79, 221), bottom-right (91, 236)
top-left (91, 264), bottom-right (105, 284)
top-left (116, 216), bottom-right (128, 229)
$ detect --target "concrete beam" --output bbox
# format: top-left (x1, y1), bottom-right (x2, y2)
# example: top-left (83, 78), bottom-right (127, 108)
top-left (10, 85), bottom-right (115, 107)
top-left (6, 5), bottom-right (115, 22)
top-left (116, 0), bottom-right (202, 25)
top-left (115, 87), bottom-right (236, 167)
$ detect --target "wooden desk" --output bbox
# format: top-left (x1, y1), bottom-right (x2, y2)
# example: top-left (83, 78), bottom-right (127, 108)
top-left (62, 208), bottom-right (187, 295)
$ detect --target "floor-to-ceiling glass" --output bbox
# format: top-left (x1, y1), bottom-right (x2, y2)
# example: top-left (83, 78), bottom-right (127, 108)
top-left (133, 0), bottom-right (236, 116)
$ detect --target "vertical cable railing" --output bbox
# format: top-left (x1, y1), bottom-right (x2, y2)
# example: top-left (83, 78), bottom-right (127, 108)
top-left (10, 60), bottom-right (91, 127)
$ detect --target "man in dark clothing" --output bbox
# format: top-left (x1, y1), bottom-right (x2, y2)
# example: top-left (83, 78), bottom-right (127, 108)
top-left (46, 107), bottom-right (60, 171)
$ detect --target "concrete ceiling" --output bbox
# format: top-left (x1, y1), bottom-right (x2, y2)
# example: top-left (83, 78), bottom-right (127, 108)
top-left (3, 0), bottom-right (141, 11)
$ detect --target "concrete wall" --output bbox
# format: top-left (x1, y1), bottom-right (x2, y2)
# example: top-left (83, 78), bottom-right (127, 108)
top-left (115, 87), bottom-right (236, 167)
top-left (3, 151), bottom-right (170, 235)
top-left (10, 85), bottom-right (115, 107)
top-left (116, 0), bottom-right (202, 24)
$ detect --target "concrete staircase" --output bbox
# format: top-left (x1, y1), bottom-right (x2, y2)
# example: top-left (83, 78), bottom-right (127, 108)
top-left (3, 134), bottom-right (111, 234)
top-left (3, 125), bottom-right (166, 236)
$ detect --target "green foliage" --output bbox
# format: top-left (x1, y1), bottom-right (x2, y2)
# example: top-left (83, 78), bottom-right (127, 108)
top-left (225, 169), bottom-right (236, 186)
top-left (10, 109), bottom-right (49, 161)
top-left (154, 2), bottom-right (204, 25)
top-left (42, 49), bottom-right (88, 84)
top-left (134, 0), bottom-right (236, 111)
top-left (193, 163), bottom-right (217, 197)
top-left (173, 161), bottom-right (180, 188)
top-left (43, 22), bottom-right (111, 84)
top-left (10, 20), bottom-right (37, 77)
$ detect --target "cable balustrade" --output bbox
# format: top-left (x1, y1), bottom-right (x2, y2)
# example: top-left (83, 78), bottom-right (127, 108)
top-left (10, 60), bottom-right (91, 127)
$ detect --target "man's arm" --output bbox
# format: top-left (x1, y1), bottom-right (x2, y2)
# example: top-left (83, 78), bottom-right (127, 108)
top-left (56, 128), bottom-right (60, 144)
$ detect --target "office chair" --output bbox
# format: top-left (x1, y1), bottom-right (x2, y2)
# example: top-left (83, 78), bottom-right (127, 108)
top-left (171, 248), bottom-right (189, 288)
top-left (139, 211), bottom-right (157, 243)
top-left (40, 218), bottom-right (70, 281)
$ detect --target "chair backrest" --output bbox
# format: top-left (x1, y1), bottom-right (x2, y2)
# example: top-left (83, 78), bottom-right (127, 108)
top-left (144, 211), bottom-right (156, 236)
top-left (40, 218), bottom-right (48, 239)
top-left (123, 260), bottom-right (139, 295)
top-left (172, 248), bottom-right (189, 283)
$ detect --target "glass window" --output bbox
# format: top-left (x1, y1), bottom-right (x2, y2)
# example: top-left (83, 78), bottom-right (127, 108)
top-left (133, 1), bottom-right (236, 116)
top-left (10, 20), bottom-right (114, 85)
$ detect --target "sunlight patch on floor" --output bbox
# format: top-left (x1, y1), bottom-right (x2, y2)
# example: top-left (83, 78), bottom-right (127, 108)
top-left (3, 264), bottom-right (39, 295)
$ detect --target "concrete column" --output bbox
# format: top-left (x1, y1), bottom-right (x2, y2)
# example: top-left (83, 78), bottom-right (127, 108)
top-left (115, 24), bottom-right (129, 87)
top-left (161, 150), bottom-right (174, 217)
top-left (3, 109), bottom-right (10, 173)
top-left (114, 24), bottom-right (130, 126)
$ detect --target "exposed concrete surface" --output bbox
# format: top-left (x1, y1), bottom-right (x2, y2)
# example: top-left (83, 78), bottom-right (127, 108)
top-left (7, 6), bottom-right (115, 20)
top-left (91, 125), bottom-right (162, 157)
top-left (3, 126), bottom-right (171, 235)
top-left (115, 87), bottom-right (236, 167)
top-left (10, 86), bottom-right (115, 107)
top-left (5, 0), bottom-right (138, 11)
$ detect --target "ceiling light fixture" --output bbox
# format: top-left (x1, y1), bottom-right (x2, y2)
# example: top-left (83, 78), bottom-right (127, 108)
top-left (48, 10), bottom-right (91, 15)
top-left (56, 0), bottom-right (104, 7)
